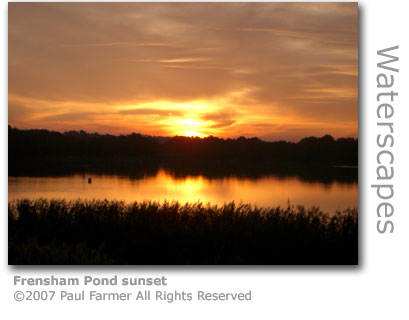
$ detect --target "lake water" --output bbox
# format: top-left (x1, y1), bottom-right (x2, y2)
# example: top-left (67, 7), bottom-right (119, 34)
top-left (8, 169), bottom-right (358, 214)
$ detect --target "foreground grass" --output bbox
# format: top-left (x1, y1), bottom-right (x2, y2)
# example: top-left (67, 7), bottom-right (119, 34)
top-left (9, 199), bottom-right (358, 265)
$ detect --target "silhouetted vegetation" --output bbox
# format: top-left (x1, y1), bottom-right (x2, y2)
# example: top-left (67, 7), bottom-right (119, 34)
top-left (9, 199), bottom-right (358, 265)
top-left (8, 127), bottom-right (358, 265)
top-left (8, 126), bottom-right (358, 165)
top-left (8, 126), bottom-right (358, 184)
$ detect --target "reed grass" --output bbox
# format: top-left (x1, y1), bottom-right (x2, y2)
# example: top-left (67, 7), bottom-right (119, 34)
top-left (8, 199), bottom-right (358, 265)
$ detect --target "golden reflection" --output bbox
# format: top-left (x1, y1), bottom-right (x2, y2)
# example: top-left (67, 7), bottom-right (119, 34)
top-left (8, 169), bottom-right (358, 214)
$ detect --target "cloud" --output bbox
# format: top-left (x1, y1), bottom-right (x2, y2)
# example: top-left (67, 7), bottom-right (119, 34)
top-left (8, 102), bottom-right (35, 120)
top-left (118, 108), bottom-right (184, 116)
top-left (8, 2), bottom-right (358, 141)
top-left (208, 120), bottom-right (236, 129)
top-left (157, 57), bottom-right (212, 63)
top-left (39, 112), bottom-right (103, 122)
top-left (61, 42), bottom-right (175, 48)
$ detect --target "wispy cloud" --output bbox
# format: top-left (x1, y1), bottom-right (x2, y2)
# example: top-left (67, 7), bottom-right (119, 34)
top-left (157, 57), bottom-right (212, 63)
top-left (117, 108), bottom-right (184, 116)
top-left (61, 42), bottom-right (175, 48)
top-left (8, 2), bottom-right (358, 141)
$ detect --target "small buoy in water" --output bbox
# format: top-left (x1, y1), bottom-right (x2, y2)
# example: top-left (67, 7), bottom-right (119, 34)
top-left (88, 177), bottom-right (92, 184)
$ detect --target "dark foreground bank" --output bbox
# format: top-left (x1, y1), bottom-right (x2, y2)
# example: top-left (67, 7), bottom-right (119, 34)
top-left (9, 199), bottom-right (358, 265)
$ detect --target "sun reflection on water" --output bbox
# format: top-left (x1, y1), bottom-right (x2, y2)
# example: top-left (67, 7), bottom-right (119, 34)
top-left (8, 169), bottom-right (358, 214)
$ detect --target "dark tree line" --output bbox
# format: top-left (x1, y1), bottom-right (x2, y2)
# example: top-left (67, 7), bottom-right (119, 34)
top-left (8, 126), bottom-right (358, 165)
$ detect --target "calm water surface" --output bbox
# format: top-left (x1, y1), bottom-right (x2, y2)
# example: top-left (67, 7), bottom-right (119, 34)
top-left (8, 169), bottom-right (357, 214)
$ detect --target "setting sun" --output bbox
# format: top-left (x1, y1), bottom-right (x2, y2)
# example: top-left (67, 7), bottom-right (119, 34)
top-left (8, 2), bottom-right (359, 267)
top-left (175, 118), bottom-right (206, 137)
top-left (184, 130), bottom-right (202, 137)
top-left (8, 3), bottom-right (357, 142)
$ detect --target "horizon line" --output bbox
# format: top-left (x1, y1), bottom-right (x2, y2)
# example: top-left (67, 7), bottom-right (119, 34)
top-left (8, 125), bottom-right (358, 144)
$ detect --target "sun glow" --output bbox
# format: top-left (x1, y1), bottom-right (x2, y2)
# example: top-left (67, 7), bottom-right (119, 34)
top-left (176, 118), bottom-right (207, 137)
top-left (179, 118), bottom-right (201, 127)
top-left (184, 130), bottom-right (202, 137)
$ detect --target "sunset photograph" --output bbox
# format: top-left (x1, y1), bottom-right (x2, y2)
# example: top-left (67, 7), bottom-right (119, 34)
top-left (8, 2), bottom-right (358, 265)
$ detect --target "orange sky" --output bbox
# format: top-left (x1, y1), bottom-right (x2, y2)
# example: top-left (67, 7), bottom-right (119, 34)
top-left (8, 2), bottom-right (358, 142)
